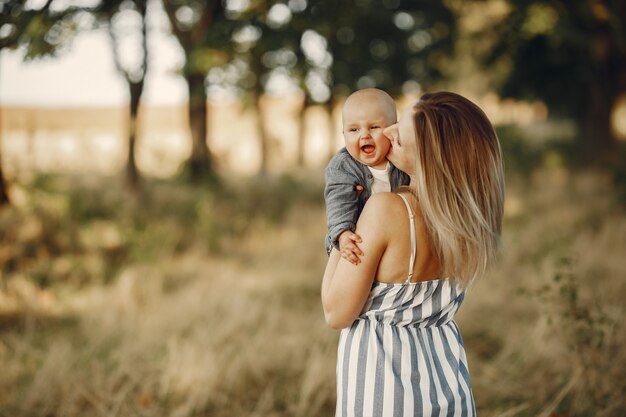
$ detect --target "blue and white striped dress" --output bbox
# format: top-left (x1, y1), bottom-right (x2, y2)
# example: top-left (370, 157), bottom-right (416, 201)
top-left (335, 195), bottom-right (475, 417)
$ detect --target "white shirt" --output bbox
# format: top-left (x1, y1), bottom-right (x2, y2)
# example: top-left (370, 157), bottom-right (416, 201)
top-left (367, 163), bottom-right (391, 194)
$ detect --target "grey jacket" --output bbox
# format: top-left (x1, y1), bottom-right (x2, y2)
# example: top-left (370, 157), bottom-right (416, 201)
top-left (324, 147), bottom-right (410, 254)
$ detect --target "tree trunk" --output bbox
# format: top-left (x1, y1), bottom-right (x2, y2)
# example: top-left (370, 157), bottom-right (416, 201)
top-left (126, 80), bottom-right (143, 191)
top-left (161, 1), bottom-right (223, 183)
top-left (577, 21), bottom-right (624, 163)
top-left (297, 95), bottom-right (312, 167)
top-left (580, 74), bottom-right (619, 163)
top-left (249, 48), bottom-right (269, 175)
top-left (0, 159), bottom-right (9, 206)
top-left (0, 72), bottom-right (9, 206)
top-left (255, 89), bottom-right (270, 176)
top-left (186, 73), bottom-right (213, 182)
top-left (325, 99), bottom-right (337, 162)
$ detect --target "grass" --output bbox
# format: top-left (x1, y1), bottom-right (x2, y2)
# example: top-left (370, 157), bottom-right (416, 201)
top-left (460, 170), bottom-right (626, 417)
top-left (0, 166), bottom-right (625, 417)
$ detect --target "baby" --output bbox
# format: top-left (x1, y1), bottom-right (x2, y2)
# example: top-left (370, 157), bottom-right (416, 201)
top-left (324, 88), bottom-right (410, 264)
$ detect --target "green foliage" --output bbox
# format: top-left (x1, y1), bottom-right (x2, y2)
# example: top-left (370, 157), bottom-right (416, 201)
top-left (495, 121), bottom-right (585, 181)
top-left (161, 0), bottom-right (233, 78)
top-left (477, 0), bottom-right (626, 156)
top-left (221, 174), bottom-right (324, 224)
top-left (210, 0), bottom-right (458, 104)
top-left (610, 144), bottom-right (626, 207)
top-left (498, 123), bottom-right (626, 195)
top-left (0, 173), bottom-right (323, 289)
top-left (0, 0), bottom-right (87, 57)
top-left (497, 125), bottom-right (546, 178)
top-left (0, 205), bottom-right (84, 287)
top-left (530, 256), bottom-right (618, 415)
top-left (483, 0), bottom-right (622, 110)
top-left (295, 0), bottom-right (457, 98)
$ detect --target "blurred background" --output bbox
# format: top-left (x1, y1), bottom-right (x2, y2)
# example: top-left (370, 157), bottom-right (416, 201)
top-left (0, 0), bottom-right (625, 416)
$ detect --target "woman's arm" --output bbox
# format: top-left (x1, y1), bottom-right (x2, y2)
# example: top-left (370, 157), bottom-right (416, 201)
top-left (321, 193), bottom-right (391, 329)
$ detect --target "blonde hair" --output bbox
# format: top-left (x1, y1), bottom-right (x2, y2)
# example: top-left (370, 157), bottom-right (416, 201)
top-left (409, 92), bottom-right (505, 285)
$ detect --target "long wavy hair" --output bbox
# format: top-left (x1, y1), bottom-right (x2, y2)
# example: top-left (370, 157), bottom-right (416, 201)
top-left (409, 92), bottom-right (505, 285)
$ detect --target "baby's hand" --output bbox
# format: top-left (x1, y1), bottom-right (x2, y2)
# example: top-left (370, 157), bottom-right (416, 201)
top-left (338, 230), bottom-right (364, 265)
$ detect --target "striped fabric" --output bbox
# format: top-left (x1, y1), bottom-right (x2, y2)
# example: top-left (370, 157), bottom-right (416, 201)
top-left (335, 195), bottom-right (475, 416)
top-left (335, 280), bottom-right (475, 417)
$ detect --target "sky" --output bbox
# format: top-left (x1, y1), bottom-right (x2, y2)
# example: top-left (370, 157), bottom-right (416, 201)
top-left (0, 25), bottom-right (188, 107)
top-left (0, 0), bottom-right (303, 108)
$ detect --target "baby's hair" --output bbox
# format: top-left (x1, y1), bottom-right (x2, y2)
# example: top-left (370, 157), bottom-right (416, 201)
top-left (409, 92), bottom-right (505, 285)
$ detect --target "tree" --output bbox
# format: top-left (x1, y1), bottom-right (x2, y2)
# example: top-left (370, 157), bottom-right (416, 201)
top-left (0, 0), bottom-right (83, 206)
top-left (99, 0), bottom-right (149, 190)
top-left (0, 163), bottom-right (8, 206)
top-left (480, 0), bottom-right (626, 161)
top-left (160, 0), bottom-right (231, 182)
top-left (204, 0), bottom-right (458, 171)
top-left (228, 0), bottom-right (301, 174)
top-left (293, 0), bottom-right (458, 161)
top-left (2, 0), bottom-right (151, 193)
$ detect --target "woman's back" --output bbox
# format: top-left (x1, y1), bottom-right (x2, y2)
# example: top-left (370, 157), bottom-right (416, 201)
top-left (367, 191), bottom-right (442, 285)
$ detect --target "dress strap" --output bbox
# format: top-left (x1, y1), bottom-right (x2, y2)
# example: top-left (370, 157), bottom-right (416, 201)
top-left (398, 194), bottom-right (416, 283)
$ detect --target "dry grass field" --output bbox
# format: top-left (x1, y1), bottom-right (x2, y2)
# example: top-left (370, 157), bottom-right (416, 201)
top-left (0, 95), bottom-right (548, 178)
top-left (0, 162), bottom-right (624, 417)
top-left (0, 101), bottom-right (336, 178)
top-left (1, 101), bottom-right (625, 417)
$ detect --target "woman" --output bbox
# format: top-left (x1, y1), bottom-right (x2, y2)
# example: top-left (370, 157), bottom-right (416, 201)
top-left (322, 91), bottom-right (505, 417)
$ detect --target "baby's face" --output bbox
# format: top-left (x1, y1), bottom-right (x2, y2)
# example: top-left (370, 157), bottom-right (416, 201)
top-left (342, 100), bottom-right (395, 170)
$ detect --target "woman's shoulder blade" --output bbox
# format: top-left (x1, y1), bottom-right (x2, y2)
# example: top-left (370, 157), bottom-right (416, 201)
top-left (366, 192), bottom-right (405, 208)
top-left (361, 192), bottom-right (407, 222)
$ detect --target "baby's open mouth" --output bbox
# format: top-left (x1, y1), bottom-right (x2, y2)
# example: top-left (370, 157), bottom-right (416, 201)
top-left (361, 145), bottom-right (375, 154)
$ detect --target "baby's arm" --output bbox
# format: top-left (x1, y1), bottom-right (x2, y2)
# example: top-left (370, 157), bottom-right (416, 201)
top-left (324, 164), bottom-right (365, 259)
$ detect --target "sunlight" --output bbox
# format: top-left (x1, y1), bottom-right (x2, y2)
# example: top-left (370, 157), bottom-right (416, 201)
top-left (612, 94), bottom-right (626, 140)
top-left (267, 3), bottom-right (292, 28)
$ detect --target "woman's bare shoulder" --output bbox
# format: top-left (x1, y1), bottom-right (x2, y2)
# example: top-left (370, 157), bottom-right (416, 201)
top-left (367, 191), bottom-right (407, 207)
top-left (360, 192), bottom-right (407, 220)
